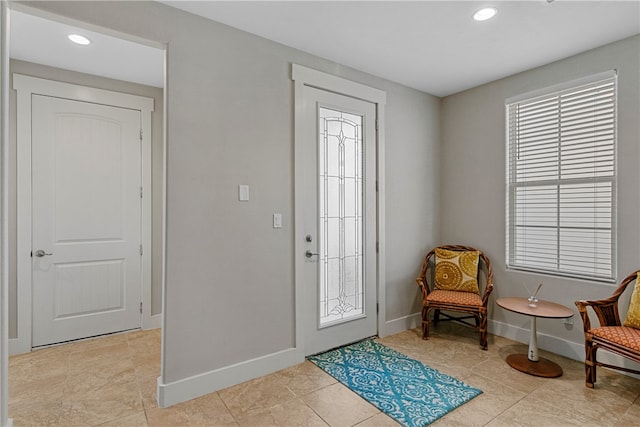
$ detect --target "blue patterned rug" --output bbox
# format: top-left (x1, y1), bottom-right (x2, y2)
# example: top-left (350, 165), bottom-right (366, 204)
top-left (308, 339), bottom-right (482, 427)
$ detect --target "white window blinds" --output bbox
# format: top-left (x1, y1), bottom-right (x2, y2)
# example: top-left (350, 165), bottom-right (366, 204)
top-left (506, 73), bottom-right (617, 282)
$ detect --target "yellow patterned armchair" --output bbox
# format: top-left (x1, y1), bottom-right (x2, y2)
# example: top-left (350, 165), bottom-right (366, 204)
top-left (575, 270), bottom-right (640, 388)
top-left (416, 245), bottom-right (494, 350)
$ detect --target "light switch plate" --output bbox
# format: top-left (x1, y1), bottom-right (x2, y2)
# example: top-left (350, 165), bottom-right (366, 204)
top-left (238, 185), bottom-right (249, 201)
top-left (273, 213), bottom-right (282, 228)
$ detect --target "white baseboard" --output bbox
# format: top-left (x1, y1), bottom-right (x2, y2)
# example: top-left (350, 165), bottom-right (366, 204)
top-left (8, 338), bottom-right (28, 356)
top-left (488, 319), bottom-right (584, 361)
top-left (157, 347), bottom-right (304, 408)
top-left (384, 315), bottom-right (586, 361)
top-left (144, 313), bottom-right (162, 330)
top-left (157, 314), bottom-right (421, 408)
top-left (3, 419), bottom-right (13, 427)
top-left (382, 313), bottom-right (421, 337)
top-left (9, 313), bottom-right (163, 357)
top-left (488, 319), bottom-right (640, 378)
top-left (384, 316), bottom-right (639, 378)
top-left (148, 314), bottom-right (636, 409)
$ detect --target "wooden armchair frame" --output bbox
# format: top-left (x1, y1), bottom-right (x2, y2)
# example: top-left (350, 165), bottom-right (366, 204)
top-left (416, 245), bottom-right (494, 350)
top-left (575, 270), bottom-right (640, 388)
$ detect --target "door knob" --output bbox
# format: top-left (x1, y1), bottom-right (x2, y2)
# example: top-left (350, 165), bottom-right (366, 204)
top-left (33, 249), bottom-right (53, 257)
top-left (305, 250), bottom-right (319, 258)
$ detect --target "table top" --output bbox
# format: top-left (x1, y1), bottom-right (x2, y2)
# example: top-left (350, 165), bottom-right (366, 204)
top-left (496, 297), bottom-right (573, 318)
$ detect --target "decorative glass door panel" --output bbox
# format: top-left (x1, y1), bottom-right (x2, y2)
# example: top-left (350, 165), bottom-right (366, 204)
top-left (318, 107), bottom-right (364, 327)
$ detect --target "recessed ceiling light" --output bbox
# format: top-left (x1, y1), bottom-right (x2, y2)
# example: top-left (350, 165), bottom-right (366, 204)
top-left (68, 34), bottom-right (91, 45)
top-left (473, 7), bottom-right (498, 22)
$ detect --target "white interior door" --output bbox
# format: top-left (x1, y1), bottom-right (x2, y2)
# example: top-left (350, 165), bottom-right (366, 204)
top-left (31, 94), bottom-right (142, 347)
top-left (301, 86), bottom-right (377, 356)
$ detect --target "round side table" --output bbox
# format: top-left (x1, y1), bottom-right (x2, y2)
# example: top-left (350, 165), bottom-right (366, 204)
top-left (496, 297), bottom-right (574, 378)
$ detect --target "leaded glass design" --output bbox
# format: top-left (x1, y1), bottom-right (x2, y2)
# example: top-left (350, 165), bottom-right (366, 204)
top-left (318, 107), bottom-right (364, 327)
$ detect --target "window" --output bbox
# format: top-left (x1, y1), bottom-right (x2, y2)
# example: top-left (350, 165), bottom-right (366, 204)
top-left (506, 72), bottom-right (617, 282)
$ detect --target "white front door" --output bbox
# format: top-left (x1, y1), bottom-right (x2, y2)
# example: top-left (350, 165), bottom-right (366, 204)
top-left (31, 94), bottom-right (142, 347)
top-left (301, 86), bottom-right (377, 356)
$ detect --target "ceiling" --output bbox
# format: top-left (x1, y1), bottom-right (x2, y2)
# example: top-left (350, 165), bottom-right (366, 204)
top-left (10, 1), bottom-right (640, 96)
top-left (161, 0), bottom-right (640, 96)
top-left (10, 10), bottom-right (165, 88)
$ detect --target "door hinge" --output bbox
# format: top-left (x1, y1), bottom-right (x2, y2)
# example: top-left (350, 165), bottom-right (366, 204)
top-left (140, 302), bottom-right (143, 314)
top-left (376, 241), bottom-right (379, 254)
top-left (376, 302), bottom-right (379, 314)
top-left (375, 119), bottom-right (379, 131)
top-left (139, 129), bottom-right (143, 140)
top-left (139, 244), bottom-right (143, 256)
top-left (375, 180), bottom-right (378, 192)
top-left (140, 187), bottom-right (143, 199)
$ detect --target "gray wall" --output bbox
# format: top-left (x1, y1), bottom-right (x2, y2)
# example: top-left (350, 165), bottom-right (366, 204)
top-left (440, 35), bottom-right (640, 350)
top-left (7, 59), bottom-right (164, 338)
top-left (19, 1), bottom-right (439, 384)
top-left (385, 85), bottom-right (440, 320)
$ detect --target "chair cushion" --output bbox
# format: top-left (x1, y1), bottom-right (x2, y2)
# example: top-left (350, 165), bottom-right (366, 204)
top-left (590, 326), bottom-right (640, 353)
top-left (426, 289), bottom-right (483, 307)
top-left (434, 248), bottom-right (480, 293)
top-left (623, 272), bottom-right (640, 329)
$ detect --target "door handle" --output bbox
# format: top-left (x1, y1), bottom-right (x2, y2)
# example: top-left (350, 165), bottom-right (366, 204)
top-left (33, 249), bottom-right (53, 258)
top-left (305, 250), bottom-right (319, 258)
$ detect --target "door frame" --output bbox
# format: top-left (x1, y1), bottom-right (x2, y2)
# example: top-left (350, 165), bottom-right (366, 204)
top-left (1, 2), bottom-right (10, 426)
top-left (11, 74), bottom-right (154, 354)
top-left (292, 64), bottom-right (387, 354)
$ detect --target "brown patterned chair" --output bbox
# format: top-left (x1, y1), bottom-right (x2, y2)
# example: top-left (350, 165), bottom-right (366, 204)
top-left (575, 270), bottom-right (640, 388)
top-left (416, 245), bottom-right (494, 350)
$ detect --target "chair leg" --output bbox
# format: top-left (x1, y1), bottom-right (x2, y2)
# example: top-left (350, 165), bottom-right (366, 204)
top-left (585, 341), bottom-right (597, 388)
top-left (479, 312), bottom-right (488, 350)
top-left (421, 306), bottom-right (431, 340)
top-left (433, 309), bottom-right (441, 326)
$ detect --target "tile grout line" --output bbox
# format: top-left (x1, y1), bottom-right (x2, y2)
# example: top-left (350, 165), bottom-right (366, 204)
top-left (216, 391), bottom-right (240, 426)
top-left (57, 345), bottom-right (72, 427)
top-left (126, 331), bottom-right (152, 427)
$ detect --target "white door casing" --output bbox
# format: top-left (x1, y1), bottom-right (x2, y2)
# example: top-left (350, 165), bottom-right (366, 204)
top-left (292, 64), bottom-right (387, 356)
top-left (31, 95), bottom-right (142, 346)
top-left (301, 87), bottom-right (377, 355)
top-left (1, 4), bottom-right (9, 427)
top-left (13, 74), bottom-right (154, 353)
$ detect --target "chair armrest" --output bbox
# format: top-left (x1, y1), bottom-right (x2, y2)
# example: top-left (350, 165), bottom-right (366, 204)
top-left (481, 282), bottom-right (494, 306)
top-left (575, 298), bottom-right (621, 329)
top-left (479, 251), bottom-right (493, 305)
top-left (416, 250), bottom-right (435, 300)
top-left (574, 270), bottom-right (639, 330)
top-left (575, 300), bottom-right (593, 333)
top-left (416, 276), bottom-right (430, 300)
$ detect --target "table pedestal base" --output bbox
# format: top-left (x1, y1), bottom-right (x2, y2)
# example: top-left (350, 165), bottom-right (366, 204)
top-left (506, 354), bottom-right (563, 378)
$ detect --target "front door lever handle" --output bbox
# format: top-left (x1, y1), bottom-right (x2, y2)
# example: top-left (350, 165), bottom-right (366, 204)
top-left (305, 250), bottom-right (319, 258)
top-left (33, 249), bottom-right (53, 258)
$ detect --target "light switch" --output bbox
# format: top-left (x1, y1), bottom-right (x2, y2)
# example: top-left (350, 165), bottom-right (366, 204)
top-left (238, 185), bottom-right (249, 201)
top-left (273, 213), bottom-right (282, 228)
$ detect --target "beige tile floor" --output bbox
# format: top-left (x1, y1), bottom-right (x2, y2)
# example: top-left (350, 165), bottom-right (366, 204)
top-left (8, 323), bottom-right (640, 426)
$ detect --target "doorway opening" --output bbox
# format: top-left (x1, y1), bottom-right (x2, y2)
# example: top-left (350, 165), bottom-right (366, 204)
top-left (1, 5), bottom-right (166, 425)
top-left (8, 7), bottom-right (165, 354)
